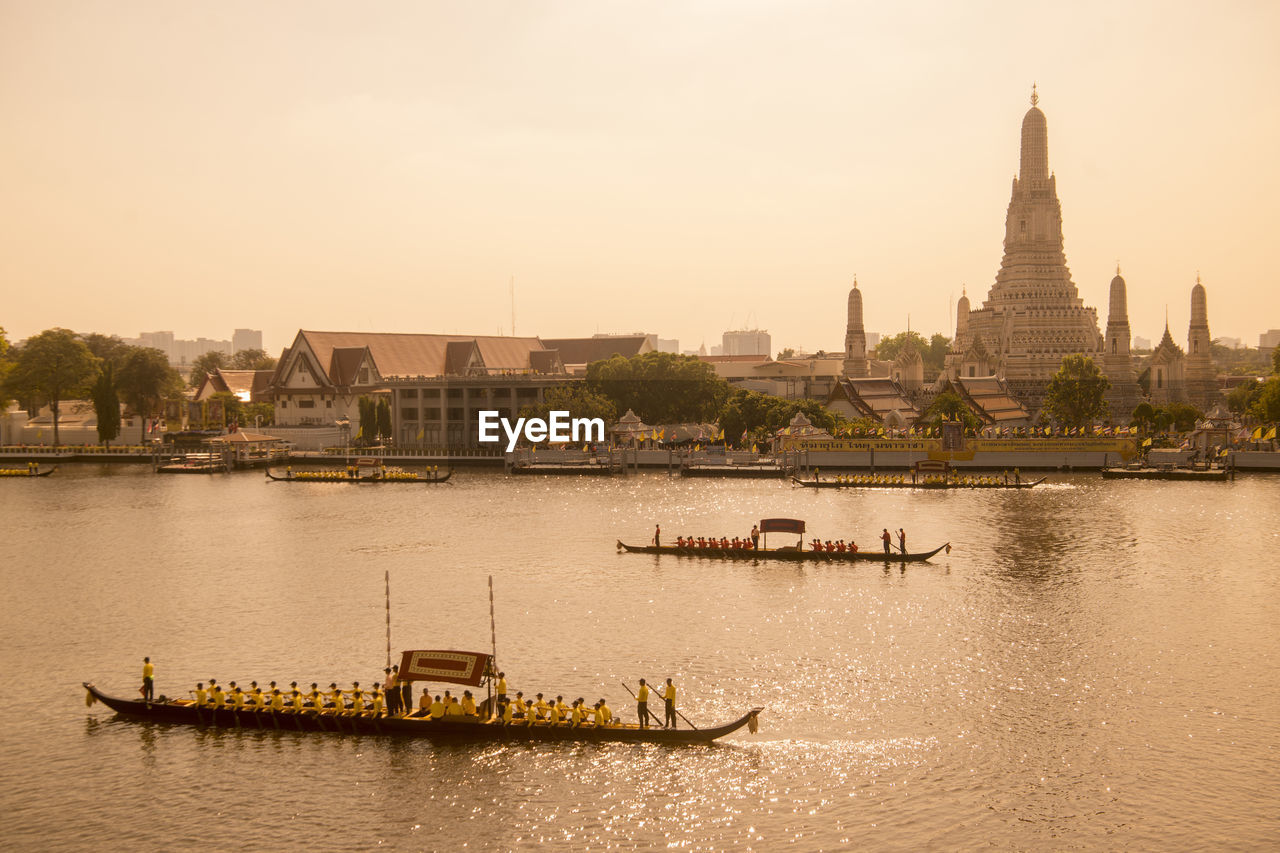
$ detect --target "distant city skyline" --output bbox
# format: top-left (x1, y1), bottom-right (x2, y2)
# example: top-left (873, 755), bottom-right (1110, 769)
top-left (3, 3), bottom-right (1277, 356)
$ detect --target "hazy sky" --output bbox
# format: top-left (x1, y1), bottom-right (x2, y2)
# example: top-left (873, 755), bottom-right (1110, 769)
top-left (3, 1), bottom-right (1278, 356)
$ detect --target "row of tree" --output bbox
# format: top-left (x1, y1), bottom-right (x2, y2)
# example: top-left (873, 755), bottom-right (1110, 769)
top-left (1, 326), bottom-right (280, 445)
top-left (1225, 346), bottom-right (1280, 422)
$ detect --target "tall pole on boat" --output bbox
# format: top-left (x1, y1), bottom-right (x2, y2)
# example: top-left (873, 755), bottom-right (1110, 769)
top-left (488, 574), bottom-right (497, 715)
top-left (385, 570), bottom-right (392, 669)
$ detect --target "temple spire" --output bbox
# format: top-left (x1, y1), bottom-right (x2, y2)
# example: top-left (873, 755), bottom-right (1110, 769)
top-left (1030, 82), bottom-right (1039, 107)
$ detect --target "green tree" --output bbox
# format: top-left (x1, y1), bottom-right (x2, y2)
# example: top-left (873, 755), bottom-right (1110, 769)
top-left (1227, 380), bottom-right (1263, 417)
top-left (5, 328), bottom-right (98, 445)
top-left (208, 391), bottom-right (242, 428)
top-left (189, 350), bottom-right (228, 388)
top-left (1041, 355), bottom-right (1110, 429)
top-left (1163, 402), bottom-right (1202, 432)
top-left (376, 398), bottom-right (392, 443)
top-left (1273, 346), bottom-right (1280, 375)
top-left (1249, 378), bottom-right (1280, 422)
top-left (716, 389), bottom-right (847, 446)
top-left (776, 347), bottom-right (796, 360)
top-left (586, 352), bottom-right (730, 424)
top-left (231, 348), bottom-right (277, 370)
top-left (921, 389), bottom-right (982, 431)
top-left (119, 347), bottom-right (183, 424)
top-left (519, 383), bottom-right (618, 426)
top-left (875, 331), bottom-right (951, 374)
top-left (0, 327), bottom-right (12, 411)
top-left (80, 333), bottom-right (132, 368)
top-left (1131, 402), bottom-right (1157, 434)
top-left (241, 402), bottom-right (274, 428)
top-left (91, 362), bottom-right (121, 447)
top-left (357, 396), bottom-right (377, 445)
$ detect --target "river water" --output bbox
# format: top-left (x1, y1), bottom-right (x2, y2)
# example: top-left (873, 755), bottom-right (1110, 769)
top-left (1, 466), bottom-right (1277, 850)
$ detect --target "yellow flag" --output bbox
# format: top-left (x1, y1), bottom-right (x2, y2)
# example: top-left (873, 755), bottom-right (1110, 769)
top-left (416, 428), bottom-right (424, 440)
top-left (751, 443), bottom-right (758, 453)
top-left (1252, 426), bottom-right (1263, 440)
top-left (717, 428), bottom-right (725, 440)
top-left (583, 444), bottom-right (589, 452)
top-left (1265, 427), bottom-right (1277, 441)
top-left (1142, 437), bottom-right (1153, 447)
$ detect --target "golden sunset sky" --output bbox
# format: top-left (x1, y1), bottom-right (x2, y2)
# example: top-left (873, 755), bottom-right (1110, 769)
top-left (3, 1), bottom-right (1277, 355)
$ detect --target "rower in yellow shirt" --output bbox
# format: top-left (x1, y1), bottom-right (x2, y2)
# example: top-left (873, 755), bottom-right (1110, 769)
top-left (534, 693), bottom-right (549, 720)
top-left (290, 689), bottom-right (305, 712)
top-left (502, 701), bottom-right (515, 725)
top-left (662, 678), bottom-right (677, 729)
top-left (306, 684), bottom-right (323, 710)
top-left (251, 688), bottom-right (267, 709)
top-left (599, 699), bottom-right (613, 726)
top-left (193, 683), bottom-right (208, 706)
top-left (418, 688), bottom-right (431, 717)
top-left (209, 684), bottom-right (226, 708)
top-left (445, 696), bottom-right (464, 717)
top-left (429, 695), bottom-right (446, 720)
top-left (571, 700), bottom-right (585, 727)
top-left (370, 688), bottom-right (384, 716)
top-left (328, 683), bottom-right (344, 710)
top-left (270, 690), bottom-right (285, 712)
top-left (350, 684), bottom-right (365, 714)
top-left (231, 687), bottom-right (246, 709)
top-left (461, 691), bottom-right (477, 716)
top-left (547, 703), bottom-right (561, 725)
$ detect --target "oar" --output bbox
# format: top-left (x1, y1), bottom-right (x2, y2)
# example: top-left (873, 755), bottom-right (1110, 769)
top-left (621, 681), bottom-right (697, 730)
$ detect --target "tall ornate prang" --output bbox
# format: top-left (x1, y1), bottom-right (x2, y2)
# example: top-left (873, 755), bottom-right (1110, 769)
top-left (843, 277), bottom-right (869, 378)
top-left (1184, 274), bottom-right (1217, 409)
top-left (1102, 266), bottom-right (1141, 416)
top-left (965, 87), bottom-right (1104, 412)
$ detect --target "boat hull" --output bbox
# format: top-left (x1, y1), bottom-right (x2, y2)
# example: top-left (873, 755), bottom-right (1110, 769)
top-left (681, 466), bottom-right (791, 478)
top-left (0, 464), bottom-right (56, 477)
top-left (265, 468), bottom-right (452, 483)
top-left (791, 476), bottom-right (1044, 489)
top-left (1100, 467), bottom-right (1230, 481)
top-left (83, 683), bottom-right (759, 745)
top-left (617, 541), bottom-right (949, 562)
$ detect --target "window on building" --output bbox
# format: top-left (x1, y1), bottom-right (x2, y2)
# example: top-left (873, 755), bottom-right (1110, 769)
top-left (299, 399), bottom-right (315, 408)
top-left (280, 401), bottom-right (288, 408)
top-left (969, 366), bottom-right (975, 377)
top-left (359, 368), bottom-right (369, 384)
top-left (1157, 370), bottom-right (1164, 389)
top-left (326, 400), bottom-right (332, 408)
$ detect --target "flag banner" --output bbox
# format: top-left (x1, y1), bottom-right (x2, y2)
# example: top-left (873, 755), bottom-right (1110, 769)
top-left (397, 649), bottom-right (491, 686)
top-left (759, 517), bottom-right (806, 534)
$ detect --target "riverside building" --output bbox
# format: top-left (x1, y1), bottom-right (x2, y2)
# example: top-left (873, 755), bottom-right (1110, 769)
top-left (269, 330), bottom-right (570, 450)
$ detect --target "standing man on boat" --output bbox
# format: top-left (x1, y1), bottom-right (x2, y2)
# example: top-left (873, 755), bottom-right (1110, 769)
top-left (636, 679), bottom-right (652, 728)
top-left (750, 525), bottom-right (760, 550)
top-left (662, 678), bottom-right (677, 728)
top-left (384, 667), bottom-right (400, 716)
top-left (141, 657), bottom-right (154, 702)
top-left (897, 528), bottom-right (906, 554)
top-left (400, 673), bottom-right (413, 714)
top-left (881, 529), bottom-right (891, 555)
top-left (653, 524), bottom-right (661, 547)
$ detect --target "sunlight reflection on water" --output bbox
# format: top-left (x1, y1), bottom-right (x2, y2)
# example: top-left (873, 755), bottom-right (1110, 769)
top-left (1, 467), bottom-right (1278, 849)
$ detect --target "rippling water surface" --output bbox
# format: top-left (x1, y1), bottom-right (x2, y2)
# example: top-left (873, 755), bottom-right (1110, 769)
top-left (2, 467), bottom-right (1278, 850)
